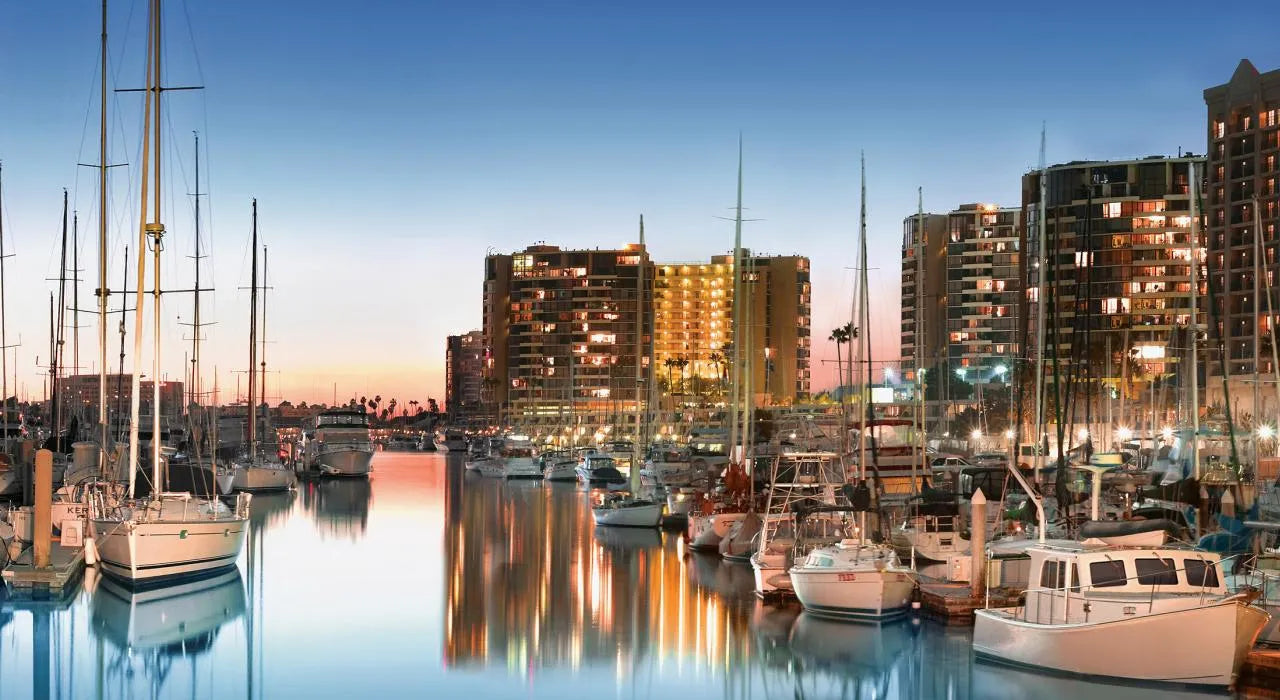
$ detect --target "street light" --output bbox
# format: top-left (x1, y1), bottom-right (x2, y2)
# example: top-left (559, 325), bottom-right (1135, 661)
top-left (1259, 424), bottom-right (1275, 440)
top-left (971, 429), bottom-right (983, 441)
top-left (993, 364), bottom-right (1008, 377)
top-left (1116, 426), bottom-right (1133, 442)
top-left (956, 368), bottom-right (967, 379)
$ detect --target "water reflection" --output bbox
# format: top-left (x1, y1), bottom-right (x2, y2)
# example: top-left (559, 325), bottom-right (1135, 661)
top-left (301, 476), bottom-right (372, 540)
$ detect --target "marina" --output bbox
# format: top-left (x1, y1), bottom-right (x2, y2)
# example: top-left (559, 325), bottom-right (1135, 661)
top-left (3, 452), bottom-right (1277, 697)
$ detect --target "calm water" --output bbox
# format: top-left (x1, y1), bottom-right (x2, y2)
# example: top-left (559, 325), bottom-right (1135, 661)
top-left (0, 453), bottom-right (1238, 698)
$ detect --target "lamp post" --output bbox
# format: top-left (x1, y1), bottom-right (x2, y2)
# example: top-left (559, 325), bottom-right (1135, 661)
top-left (763, 347), bottom-right (773, 407)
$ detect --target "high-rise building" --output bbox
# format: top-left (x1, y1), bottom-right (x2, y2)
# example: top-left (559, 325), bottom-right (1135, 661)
top-left (1023, 155), bottom-right (1203, 430)
top-left (1203, 60), bottom-right (1280, 418)
top-left (482, 244), bottom-right (653, 435)
top-left (945, 204), bottom-right (1022, 381)
top-left (654, 252), bottom-right (812, 405)
top-left (446, 330), bottom-right (487, 421)
top-left (900, 213), bottom-right (948, 384)
top-left (59, 374), bottom-right (184, 421)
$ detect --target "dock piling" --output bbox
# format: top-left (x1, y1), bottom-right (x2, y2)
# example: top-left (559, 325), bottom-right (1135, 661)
top-left (970, 488), bottom-right (986, 599)
top-left (34, 449), bottom-right (52, 568)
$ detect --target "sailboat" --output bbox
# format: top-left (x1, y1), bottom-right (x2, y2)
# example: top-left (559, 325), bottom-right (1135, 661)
top-left (788, 155), bottom-right (916, 620)
top-left (89, 0), bottom-right (250, 585)
top-left (592, 215), bottom-right (662, 528)
top-left (223, 202), bottom-right (296, 492)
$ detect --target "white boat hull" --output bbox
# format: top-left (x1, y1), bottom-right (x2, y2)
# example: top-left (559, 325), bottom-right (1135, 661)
top-left (91, 514), bottom-right (248, 586)
top-left (479, 461), bottom-right (505, 478)
top-left (228, 465), bottom-right (296, 492)
top-left (789, 567), bottom-right (915, 619)
top-left (543, 464), bottom-right (578, 482)
top-left (312, 447), bottom-right (373, 477)
top-left (752, 550), bottom-right (792, 595)
top-left (592, 503), bottom-right (662, 528)
top-left (504, 457), bottom-right (542, 479)
top-left (973, 599), bottom-right (1269, 686)
top-left (688, 511), bottom-right (746, 551)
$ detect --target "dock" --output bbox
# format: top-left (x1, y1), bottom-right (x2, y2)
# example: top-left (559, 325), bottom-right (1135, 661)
top-left (2, 542), bottom-right (85, 595)
top-left (917, 582), bottom-right (1021, 624)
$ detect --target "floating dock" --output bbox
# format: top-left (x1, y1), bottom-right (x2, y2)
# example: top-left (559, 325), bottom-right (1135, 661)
top-left (917, 582), bottom-right (1021, 624)
top-left (2, 542), bottom-right (85, 595)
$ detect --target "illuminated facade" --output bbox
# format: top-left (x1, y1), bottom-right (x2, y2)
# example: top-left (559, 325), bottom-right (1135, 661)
top-left (945, 204), bottom-right (1022, 380)
top-left (59, 373), bottom-right (184, 421)
top-left (900, 213), bottom-right (947, 384)
top-left (445, 330), bottom-right (488, 421)
top-left (1203, 60), bottom-right (1280, 418)
top-left (1023, 156), bottom-right (1204, 413)
top-left (482, 244), bottom-right (653, 436)
top-left (654, 252), bottom-right (811, 406)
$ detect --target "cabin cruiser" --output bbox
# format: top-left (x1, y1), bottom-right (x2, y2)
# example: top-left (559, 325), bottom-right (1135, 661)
top-left (601, 440), bottom-right (636, 474)
top-left (973, 540), bottom-right (1270, 687)
top-left (751, 452), bottom-right (844, 597)
top-left (540, 450), bottom-right (579, 482)
top-left (501, 436), bottom-right (541, 479)
top-left (575, 454), bottom-right (626, 486)
top-left (304, 409), bottom-right (374, 477)
top-left (592, 491), bottom-right (663, 528)
top-left (640, 445), bottom-right (694, 487)
top-left (788, 504), bottom-right (916, 620)
top-left (438, 428), bottom-right (468, 453)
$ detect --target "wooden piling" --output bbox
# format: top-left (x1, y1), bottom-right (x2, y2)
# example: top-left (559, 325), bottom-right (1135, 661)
top-left (33, 449), bottom-right (52, 568)
top-left (970, 487), bottom-right (986, 599)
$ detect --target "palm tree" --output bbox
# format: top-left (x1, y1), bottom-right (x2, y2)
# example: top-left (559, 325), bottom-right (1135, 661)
top-left (676, 356), bottom-right (691, 396)
top-left (829, 324), bottom-right (851, 394)
top-left (709, 351), bottom-right (726, 396)
top-left (663, 357), bottom-right (678, 395)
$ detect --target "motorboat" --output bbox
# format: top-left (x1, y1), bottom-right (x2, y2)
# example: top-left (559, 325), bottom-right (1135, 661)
top-left (540, 450), bottom-right (579, 482)
top-left (973, 541), bottom-right (1270, 687)
top-left (222, 453), bottom-right (296, 493)
top-left (687, 510), bottom-right (748, 551)
top-left (500, 436), bottom-right (541, 479)
top-left (719, 510), bottom-right (762, 562)
top-left (440, 428), bottom-right (469, 453)
top-left (592, 491), bottom-right (662, 528)
top-left (601, 440), bottom-right (636, 474)
top-left (788, 505), bottom-right (916, 620)
top-left (575, 454), bottom-right (626, 486)
top-left (751, 452), bottom-right (844, 597)
top-left (304, 409), bottom-right (374, 477)
top-left (639, 445), bottom-right (695, 487)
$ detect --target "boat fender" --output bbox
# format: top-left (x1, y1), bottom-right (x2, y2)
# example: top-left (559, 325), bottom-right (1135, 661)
top-left (84, 536), bottom-right (99, 566)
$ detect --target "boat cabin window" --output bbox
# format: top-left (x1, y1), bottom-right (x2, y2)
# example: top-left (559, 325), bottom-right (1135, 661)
top-left (1089, 560), bottom-right (1128, 587)
top-left (1040, 559), bottom-right (1066, 590)
top-left (1134, 557), bottom-right (1178, 586)
top-left (691, 441), bottom-right (725, 456)
top-left (1070, 563), bottom-right (1081, 592)
top-left (1184, 558), bottom-right (1220, 587)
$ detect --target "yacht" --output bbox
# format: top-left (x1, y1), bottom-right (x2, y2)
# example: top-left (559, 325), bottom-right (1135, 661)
top-left (575, 453), bottom-right (626, 486)
top-left (687, 510), bottom-right (748, 552)
top-left (540, 450), bottom-right (579, 482)
top-left (750, 451), bottom-right (844, 597)
top-left (304, 409), bottom-right (374, 477)
top-left (592, 491), bottom-right (663, 528)
top-left (501, 436), bottom-right (541, 479)
top-left (973, 540), bottom-right (1270, 687)
top-left (639, 445), bottom-right (694, 487)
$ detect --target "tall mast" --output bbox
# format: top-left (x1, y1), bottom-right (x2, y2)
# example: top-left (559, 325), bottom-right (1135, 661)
top-left (247, 200), bottom-right (259, 461)
top-left (191, 131), bottom-right (202, 409)
top-left (1257, 194), bottom-right (1280, 456)
top-left (630, 216), bottom-right (644, 492)
top-left (73, 213), bottom-right (80, 389)
top-left (148, 0), bottom-right (165, 489)
top-left (1032, 127), bottom-right (1048, 483)
top-left (1189, 162), bottom-right (1200, 478)
top-left (261, 245), bottom-right (268, 424)
top-left (127, 0), bottom-right (159, 497)
top-left (0, 163), bottom-right (8, 444)
top-left (1255, 193), bottom-right (1262, 447)
top-left (856, 153), bottom-right (868, 480)
top-left (728, 137), bottom-right (744, 465)
top-left (97, 0), bottom-right (110, 462)
top-left (56, 191), bottom-right (69, 439)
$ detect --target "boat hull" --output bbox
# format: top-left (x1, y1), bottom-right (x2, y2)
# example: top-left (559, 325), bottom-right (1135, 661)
top-left (504, 458), bottom-right (542, 479)
top-left (789, 567), bottom-right (916, 620)
top-left (90, 516), bottom-right (248, 587)
top-left (751, 550), bottom-right (793, 596)
top-left (228, 465), bottom-right (296, 492)
top-left (687, 511), bottom-right (746, 551)
top-left (592, 503), bottom-right (663, 528)
top-left (312, 448), bottom-right (373, 477)
top-left (543, 464), bottom-right (578, 482)
top-left (973, 600), bottom-right (1269, 686)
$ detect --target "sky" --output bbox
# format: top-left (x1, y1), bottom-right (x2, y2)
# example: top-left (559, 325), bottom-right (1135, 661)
top-left (0, 1), bottom-right (1277, 408)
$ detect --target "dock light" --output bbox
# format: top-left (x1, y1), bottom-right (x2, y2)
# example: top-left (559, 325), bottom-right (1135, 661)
top-left (1077, 428), bottom-right (1089, 440)
top-left (789, 432), bottom-right (797, 440)
top-left (1004, 429), bottom-right (1015, 439)
top-left (956, 368), bottom-right (967, 379)
top-left (971, 429), bottom-right (983, 440)
top-left (1116, 426), bottom-right (1133, 442)
top-left (1259, 425), bottom-right (1275, 439)
top-left (1161, 426), bottom-right (1174, 442)
top-left (994, 364), bottom-right (1008, 377)
top-left (884, 367), bottom-right (896, 382)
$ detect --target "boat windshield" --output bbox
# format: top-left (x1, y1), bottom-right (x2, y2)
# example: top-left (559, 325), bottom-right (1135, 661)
top-left (590, 457), bottom-right (616, 469)
top-left (318, 413), bottom-right (369, 428)
top-left (691, 441), bottom-right (725, 456)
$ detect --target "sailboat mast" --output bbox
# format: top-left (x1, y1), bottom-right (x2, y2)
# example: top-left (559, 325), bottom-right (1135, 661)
top-left (192, 132), bottom-right (201, 408)
top-left (728, 138), bottom-right (744, 465)
top-left (1254, 194), bottom-right (1262, 445)
top-left (0, 163), bottom-right (7, 443)
top-left (261, 245), bottom-right (268, 420)
top-left (1259, 194), bottom-right (1280, 456)
top-left (73, 213), bottom-right (80, 390)
top-left (56, 191), bottom-right (69, 439)
top-left (630, 215), bottom-right (644, 492)
top-left (856, 153), bottom-right (868, 480)
top-left (1032, 128), bottom-right (1048, 483)
top-left (97, 0), bottom-right (110, 462)
top-left (1189, 162), bottom-right (1200, 478)
top-left (247, 200), bottom-right (259, 460)
top-left (149, 0), bottom-right (165, 489)
top-left (127, 0), bottom-right (158, 497)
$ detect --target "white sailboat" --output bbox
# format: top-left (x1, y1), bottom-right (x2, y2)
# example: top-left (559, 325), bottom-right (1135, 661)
top-left (89, 0), bottom-right (250, 585)
top-left (224, 203), bottom-right (295, 492)
top-left (788, 154), bottom-right (915, 620)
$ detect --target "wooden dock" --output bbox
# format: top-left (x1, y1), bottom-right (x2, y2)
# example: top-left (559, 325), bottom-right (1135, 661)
top-left (917, 582), bottom-right (1021, 624)
top-left (2, 542), bottom-right (85, 594)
